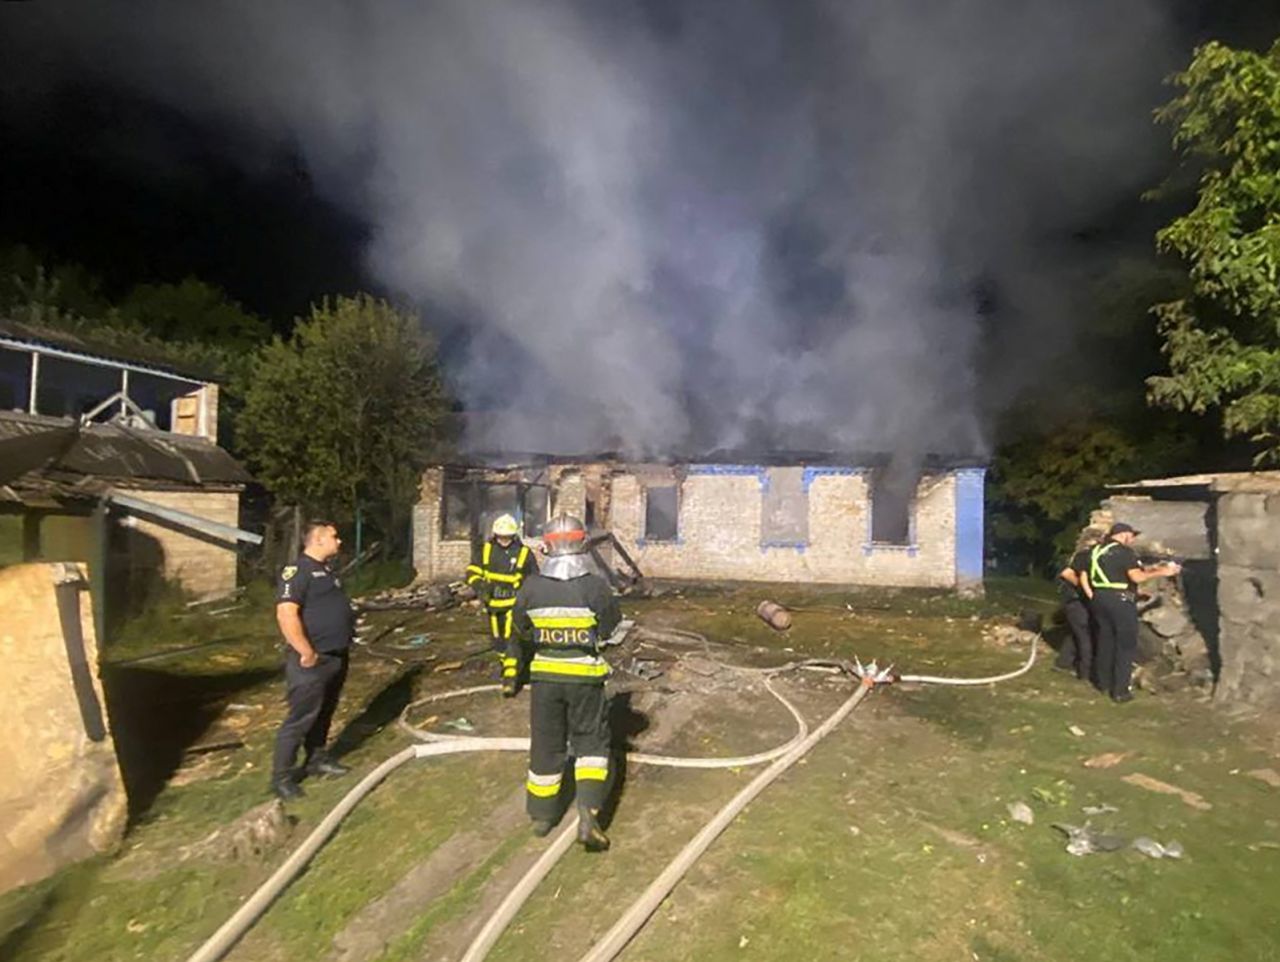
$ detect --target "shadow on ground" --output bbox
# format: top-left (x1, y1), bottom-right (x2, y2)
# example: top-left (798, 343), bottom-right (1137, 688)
top-left (102, 663), bottom-right (280, 820)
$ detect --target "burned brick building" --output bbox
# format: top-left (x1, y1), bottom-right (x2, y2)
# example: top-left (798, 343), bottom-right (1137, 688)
top-left (412, 454), bottom-right (985, 593)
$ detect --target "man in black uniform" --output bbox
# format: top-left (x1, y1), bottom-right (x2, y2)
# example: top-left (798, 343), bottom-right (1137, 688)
top-left (512, 513), bottom-right (620, 851)
top-left (1054, 533), bottom-right (1100, 681)
top-left (271, 520), bottom-right (355, 799)
top-left (466, 513), bottom-right (539, 692)
top-left (1084, 522), bottom-right (1181, 703)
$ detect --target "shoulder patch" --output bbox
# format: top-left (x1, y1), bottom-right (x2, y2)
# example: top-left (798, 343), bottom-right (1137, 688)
top-left (281, 565), bottom-right (298, 581)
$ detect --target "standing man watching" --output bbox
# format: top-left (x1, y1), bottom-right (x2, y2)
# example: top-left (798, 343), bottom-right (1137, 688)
top-left (466, 513), bottom-right (538, 694)
top-left (1083, 522), bottom-right (1181, 703)
top-left (1054, 532), bottom-right (1101, 682)
top-left (512, 513), bottom-right (620, 851)
top-left (271, 520), bottom-right (354, 800)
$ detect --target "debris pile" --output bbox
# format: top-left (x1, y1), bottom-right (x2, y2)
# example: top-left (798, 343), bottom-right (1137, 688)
top-left (1134, 577), bottom-right (1215, 694)
top-left (354, 581), bottom-right (475, 612)
top-left (180, 800), bottom-right (294, 863)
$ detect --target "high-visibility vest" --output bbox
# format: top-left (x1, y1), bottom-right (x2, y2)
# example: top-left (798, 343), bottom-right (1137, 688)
top-left (467, 541), bottom-right (531, 604)
top-left (1089, 542), bottom-right (1129, 590)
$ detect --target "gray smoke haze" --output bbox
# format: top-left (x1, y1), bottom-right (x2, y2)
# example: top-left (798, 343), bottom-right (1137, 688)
top-left (1, 0), bottom-right (1179, 458)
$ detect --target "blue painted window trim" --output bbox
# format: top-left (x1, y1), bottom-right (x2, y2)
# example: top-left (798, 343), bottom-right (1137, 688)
top-left (953, 467), bottom-right (986, 583)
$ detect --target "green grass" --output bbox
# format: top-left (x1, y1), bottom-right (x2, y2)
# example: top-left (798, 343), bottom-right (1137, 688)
top-left (3, 580), bottom-right (1278, 962)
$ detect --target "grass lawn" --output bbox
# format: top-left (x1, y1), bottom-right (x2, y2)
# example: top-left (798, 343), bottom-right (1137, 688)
top-left (2, 578), bottom-right (1277, 961)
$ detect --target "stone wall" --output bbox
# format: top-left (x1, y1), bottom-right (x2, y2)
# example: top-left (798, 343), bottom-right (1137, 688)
top-left (119, 487), bottom-right (242, 600)
top-left (0, 562), bottom-right (127, 895)
top-left (1215, 490), bottom-right (1280, 707)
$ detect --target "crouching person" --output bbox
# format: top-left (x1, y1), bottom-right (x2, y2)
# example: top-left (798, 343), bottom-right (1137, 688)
top-left (511, 513), bottom-right (620, 851)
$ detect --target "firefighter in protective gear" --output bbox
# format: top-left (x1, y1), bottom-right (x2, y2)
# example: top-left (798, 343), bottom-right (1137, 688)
top-left (512, 513), bottom-right (620, 851)
top-left (466, 514), bottom-right (538, 694)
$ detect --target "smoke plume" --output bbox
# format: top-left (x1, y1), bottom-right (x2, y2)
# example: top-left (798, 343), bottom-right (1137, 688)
top-left (1, 0), bottom-right (1180, 458)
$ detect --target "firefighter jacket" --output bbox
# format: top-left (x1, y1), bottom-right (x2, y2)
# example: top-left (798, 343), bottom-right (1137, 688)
top-left (512, 571), bottom-right (621, 685)
top-left (466, 537), bottom-right (538, 610)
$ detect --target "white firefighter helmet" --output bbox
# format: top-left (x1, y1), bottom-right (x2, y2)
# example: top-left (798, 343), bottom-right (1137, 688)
top-left (491, 513), bottom-right (520, 538)
top-left (542, 513), bottom-right (587, 556)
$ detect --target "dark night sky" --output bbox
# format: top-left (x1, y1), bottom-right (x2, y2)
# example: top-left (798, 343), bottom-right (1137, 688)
top-left (0, 1), bottom-right (1271, 325)
top-left (0, 1), bottom-right (1277, 456)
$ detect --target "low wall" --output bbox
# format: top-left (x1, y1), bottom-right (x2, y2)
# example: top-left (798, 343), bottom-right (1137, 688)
top-left (0, 562), bottom-right (127, 895)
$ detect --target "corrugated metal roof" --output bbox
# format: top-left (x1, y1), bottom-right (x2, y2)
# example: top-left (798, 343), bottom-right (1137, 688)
top-left (0, 410), bottom-right (250, 497)
top-left (0, 317), bottom-right (218, 382)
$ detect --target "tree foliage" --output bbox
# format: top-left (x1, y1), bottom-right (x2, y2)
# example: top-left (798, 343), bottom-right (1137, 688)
top-left (115, 278), bottom-right (270, 351)
top-left (0, 244), bottom-right (264, 380)
top-left (235, 295), bottom-right (450, 529)
top-left (987, 419), bottom-right (1197, 572)
top-left (1148, 37), bottom-right (1280, 460)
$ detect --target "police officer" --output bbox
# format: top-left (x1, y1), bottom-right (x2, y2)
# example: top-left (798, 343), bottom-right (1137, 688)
top-left (271, 520), bottom-right (355, 799)
top-left (1083, 522), bottom-right (1181, 703)
top-left (1054, 532), bottom-right (1101, 682)
top-left (512, 513), bottom-right (620, 851)
top-left (466, 513), bottom-right (538, 692)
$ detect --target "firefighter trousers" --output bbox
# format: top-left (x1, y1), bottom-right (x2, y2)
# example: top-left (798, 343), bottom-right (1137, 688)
top-left (524, 681), bottom-right (611, 821)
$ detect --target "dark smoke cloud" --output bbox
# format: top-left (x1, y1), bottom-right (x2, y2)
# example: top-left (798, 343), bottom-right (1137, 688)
top-left (1, 0), bottom-right (1180, 458)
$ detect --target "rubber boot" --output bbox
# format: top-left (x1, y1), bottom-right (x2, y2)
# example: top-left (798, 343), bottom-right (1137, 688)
top-left (577, 805), bottom-right (610, 852)
top-left (530, 819), bottom-right (554, 837)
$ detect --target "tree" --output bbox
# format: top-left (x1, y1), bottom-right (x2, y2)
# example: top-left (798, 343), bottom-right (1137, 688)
top-left (236, 295), bottom-right (451, 541)
top-left (114, 278), bottom-right (270, 351)
top-left (1148, 37), bottom-right (1280, 461)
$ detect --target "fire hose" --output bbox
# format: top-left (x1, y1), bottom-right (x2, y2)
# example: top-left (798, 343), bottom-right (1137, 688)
top-left (184, 634), bottom-right (1037, 962)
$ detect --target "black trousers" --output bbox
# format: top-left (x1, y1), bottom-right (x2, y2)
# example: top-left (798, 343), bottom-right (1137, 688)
top-left (525, 681), bottom-right (611, 821)
top-left (272, 650), bottom-right (349, 778)
top-left (1091, 591), bottom-right (1138, 698)
top-left (1055, 598), bottom-right (1094, 682)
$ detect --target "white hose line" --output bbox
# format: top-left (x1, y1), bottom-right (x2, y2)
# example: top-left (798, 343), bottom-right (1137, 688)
top-left (897, 634), bottom-right (1039, 686)
top-left (397, 677), bottom-right (812, 769)
top-left (188, 742), bottom-right (489, 962)
top-left (187, 675), bottom-right (809, 962)
top-left (576, 679), bottom-right (876, 962)
top-left (459, 816), bottom-right (581, 962)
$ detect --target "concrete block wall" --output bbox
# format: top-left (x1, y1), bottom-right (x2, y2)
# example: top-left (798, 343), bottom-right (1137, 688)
top-left (1215, 490), bottom-right (1280, 706)
top-left (0, 563), bottom-right (126, 894)
top-left (121, 488), bottom-right (240, 599)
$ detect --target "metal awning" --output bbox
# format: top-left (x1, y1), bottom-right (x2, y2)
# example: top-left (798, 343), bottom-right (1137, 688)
top-left (106, 490), bottom-right (264, 546)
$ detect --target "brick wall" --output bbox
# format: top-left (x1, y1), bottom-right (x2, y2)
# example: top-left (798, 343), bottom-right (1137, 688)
top-left (412, 468), bottom-right (471, 583)
top-left (120, 488), bottom-right (241, 599)
top-left (610, 467), bottom-right (959, 587)
top-left (414, 463), bottom-right (969, 588)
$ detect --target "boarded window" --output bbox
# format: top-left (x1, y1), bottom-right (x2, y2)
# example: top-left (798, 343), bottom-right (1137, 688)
top-left (870, 469), bottom-right (914, 545)
top-left (522, 485), bottom-right (550, 538)
top-left (761, 467), bottom-right (808, 546)
top-left (644, 486), bottom-right (678, 541)
top-left (441, 482), bottom-right (473, 540)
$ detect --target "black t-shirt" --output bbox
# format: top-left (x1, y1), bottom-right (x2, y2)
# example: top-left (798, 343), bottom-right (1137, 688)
top-left (1058, 547), bottom-right (1093, 601)
top-left (1091, 541), bottom-right (1139, 591)
top-left (276, 553), bottom-right (354, 653)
